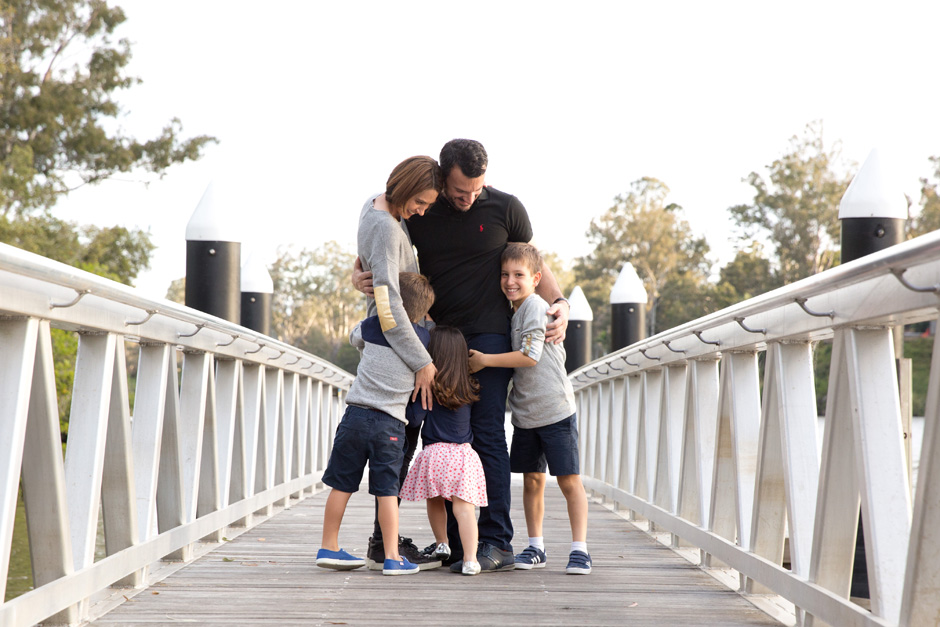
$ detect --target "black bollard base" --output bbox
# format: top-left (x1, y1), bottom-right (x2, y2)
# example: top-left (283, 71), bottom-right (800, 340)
top-left (185, 240), bottom-right (241, 323)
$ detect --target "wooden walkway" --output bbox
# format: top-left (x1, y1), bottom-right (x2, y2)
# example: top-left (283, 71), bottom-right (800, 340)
top-left (89, 480), bottom-right (781, 626)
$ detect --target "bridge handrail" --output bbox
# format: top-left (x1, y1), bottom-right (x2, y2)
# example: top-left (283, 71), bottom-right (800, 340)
top-left (0, 243), bottom-right (350, 626)
top-left (571, 229), bottom-right (940, 626)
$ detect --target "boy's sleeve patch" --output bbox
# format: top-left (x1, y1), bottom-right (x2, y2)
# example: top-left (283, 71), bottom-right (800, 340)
top-left (374, 285), bottom-right (398, 332)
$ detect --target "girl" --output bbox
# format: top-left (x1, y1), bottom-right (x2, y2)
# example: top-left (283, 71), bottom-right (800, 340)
top-left (399, 326), bottom-right (487, 576)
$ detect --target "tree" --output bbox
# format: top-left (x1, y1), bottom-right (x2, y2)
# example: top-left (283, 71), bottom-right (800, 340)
top-left (0, 0), bottom-right (216, 217)
top-left (717, 240), bottom-right (780, 301)
top-left (573, 177), bottom-right (711, 354)
top-left (910, 156), bottom-right (940, 237)
top-left (729, 121), bottom-right (854, 285)
top-left (270, 242), bottom-right (365, 372)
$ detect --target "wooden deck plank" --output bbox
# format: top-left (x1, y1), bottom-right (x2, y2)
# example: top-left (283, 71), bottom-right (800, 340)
top-left (90, 479), bottom-right (780, 626)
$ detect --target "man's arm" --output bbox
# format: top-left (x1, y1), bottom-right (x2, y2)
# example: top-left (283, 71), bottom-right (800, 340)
top-left (534, 259), bottom-right (569, 344)
top-left (352, 256), bottom-right (374, 297)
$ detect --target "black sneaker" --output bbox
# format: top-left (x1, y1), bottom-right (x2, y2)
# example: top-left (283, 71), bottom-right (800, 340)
top-left (398, 536), bottom-right (441, 570)
top-left (365, 535), bottom-right (385, 571)
top-left (450, 542), bottom-right (515, 573)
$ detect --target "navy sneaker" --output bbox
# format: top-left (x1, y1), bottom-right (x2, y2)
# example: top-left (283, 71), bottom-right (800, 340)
top-left (383, 557), bottom-right (420, 576)
top-left (514, 546), bottom-right (547, 570)
top-left (565, 550), bottom-right (592, 575)
top-left (316, 548), bottom-right (365, 570)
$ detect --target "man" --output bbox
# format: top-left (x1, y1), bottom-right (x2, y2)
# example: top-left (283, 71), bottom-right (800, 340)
top-left (354, 139), bottom-right (569, 572)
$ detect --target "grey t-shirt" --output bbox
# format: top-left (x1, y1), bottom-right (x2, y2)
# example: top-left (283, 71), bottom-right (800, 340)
top-left (507, 293), bottom-right (577, 429)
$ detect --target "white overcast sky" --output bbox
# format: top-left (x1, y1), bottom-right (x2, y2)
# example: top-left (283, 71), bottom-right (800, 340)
top-left (57, 0), bottom-right (940, 300)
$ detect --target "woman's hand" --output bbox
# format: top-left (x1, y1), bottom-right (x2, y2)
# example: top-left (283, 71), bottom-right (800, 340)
top-left (352, 256), bottom-right (374, 297)
top-left (413, 362), bottom-right (437, 410)
top-left (468, 349), bottom-right (487, 374)
top-left (545, 300), bottom-right (570, 344)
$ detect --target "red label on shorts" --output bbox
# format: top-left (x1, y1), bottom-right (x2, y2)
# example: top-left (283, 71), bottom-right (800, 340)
top-left (390, 437), bottom-right (398, 441)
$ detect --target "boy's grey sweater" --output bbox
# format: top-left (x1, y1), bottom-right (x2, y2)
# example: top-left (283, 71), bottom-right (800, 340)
top-left (346, 318), bottom-right (428, 424)
top-left (357, 194), bottom-right (432, 373)
top-left (507, 293), bottom-right (577, 429)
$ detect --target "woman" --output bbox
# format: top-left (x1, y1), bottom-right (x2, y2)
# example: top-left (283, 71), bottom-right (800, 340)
top-left (357, 155), bottom-right (444, 571)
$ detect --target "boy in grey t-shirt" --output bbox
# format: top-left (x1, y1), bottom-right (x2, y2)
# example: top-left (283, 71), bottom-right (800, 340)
top-left (317, 272), bottom-right (434, 576)
top-left (469, 243), bottom-right (591, 575)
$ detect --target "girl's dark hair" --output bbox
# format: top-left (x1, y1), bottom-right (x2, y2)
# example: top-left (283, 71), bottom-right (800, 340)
top-left (385, 156), bottom-right (443, 210)
top-left (428, 325), bottom-right (480, 410)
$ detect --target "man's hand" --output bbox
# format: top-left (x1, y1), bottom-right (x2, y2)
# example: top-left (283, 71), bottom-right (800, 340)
top-left (352, 256), bottom-right (374, 297)
top-left (545, 300), bottom-right (570, 344)
top-left (413, 362), bottom-right (437, 410)
top-left (468, 349), bottom-right (488, 374)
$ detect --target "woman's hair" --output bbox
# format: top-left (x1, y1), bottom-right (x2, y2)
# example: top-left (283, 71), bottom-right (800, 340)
top-left (428, 325), bottom-right (480, 410)
top-left (385, 156), bottom-right (442, 210)
top-left (501, 242), bottom-right (542, 275)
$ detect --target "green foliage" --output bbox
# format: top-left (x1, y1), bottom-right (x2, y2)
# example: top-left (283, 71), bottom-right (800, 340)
top-left (573, 177), bottom-right (712, 355)
top-left (0, 0), bottom-right (216, 217)
top-left (910, 156), bottom-right (940, 237)
top-left (270, 242), bottom-right (365, 369)
top-left (717, 241), bottom-right (781, 301)
top-left (728, 121), bottom-right (854, 285)
top-left (0, 213), bottom-right (154, 284)
top-left (812, 336), bottom-right (930, 418)
top-left (51, 328), bottom-right (78, 435)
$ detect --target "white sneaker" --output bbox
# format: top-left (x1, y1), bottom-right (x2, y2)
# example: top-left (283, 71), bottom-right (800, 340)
top-left (462, 560), bottom-right (481, 576)
top-left (433, 542), bottom-right (451, 560)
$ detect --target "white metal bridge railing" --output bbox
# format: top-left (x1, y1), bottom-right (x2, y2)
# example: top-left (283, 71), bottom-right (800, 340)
top-left (0, 243), bottom-right (352, 627)
top-left (570, 230), bottom-right (940, 627)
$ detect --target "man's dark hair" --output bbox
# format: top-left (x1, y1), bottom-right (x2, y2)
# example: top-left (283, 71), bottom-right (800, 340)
top-left (440, 139), bottom-right (487, 179)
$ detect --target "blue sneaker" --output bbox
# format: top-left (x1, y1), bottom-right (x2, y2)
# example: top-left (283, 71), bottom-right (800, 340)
top-left (565, 550), bottom-right (592, 574)
top-left (383, 557), bottom-right (420, 576)
top-left (514, 546), bottom-right (547, 570)
top-left (316, 548), bottom-right (365, 570)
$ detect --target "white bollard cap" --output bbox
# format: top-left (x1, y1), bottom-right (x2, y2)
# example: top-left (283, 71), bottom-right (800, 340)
top-left (839, 148), bottom-right (908, 219)
top-left (567, 285), bottom-right (593, 321)
top-left (610, 262), bottom-right (649, 304)
top-left (186, 181), bottom-right (243, 242)
top-left (240, 251), bottom-right (274, 294)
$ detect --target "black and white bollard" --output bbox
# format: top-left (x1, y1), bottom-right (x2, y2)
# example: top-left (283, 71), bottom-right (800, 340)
top-left (185, 182), bottom-right (242, 323)
top-left (240, 251), bottom-right (273, 336)
top-left (839, 148), bottom-right (908, 601)
top-left (610, 262), bottom-right (648, 351)
top-left (840, 148), bottom-right (907, 261)
top-left (563, 286), bottom-right (593, 373)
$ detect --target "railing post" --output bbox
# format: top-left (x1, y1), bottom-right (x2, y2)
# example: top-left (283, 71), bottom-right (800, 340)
top-left (185, 182), bottom-right (242, 323)
top-left (839, 148), bottom-right (909, 602)
top-left (240, 251), bottom-right (273, 335)
top-left (610, 262), bottom-right (647, 351)
top-left (564, 286), bottom-right (593, 372)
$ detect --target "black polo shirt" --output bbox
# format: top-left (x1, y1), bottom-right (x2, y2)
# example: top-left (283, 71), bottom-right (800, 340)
top-left (404, 187), bottom-right (533, 336)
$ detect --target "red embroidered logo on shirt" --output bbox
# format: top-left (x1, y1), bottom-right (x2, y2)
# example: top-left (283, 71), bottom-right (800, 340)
top-left (390, 436), bottom-right (398, 441)
top-left (479, 225), bottom-right (483, 232)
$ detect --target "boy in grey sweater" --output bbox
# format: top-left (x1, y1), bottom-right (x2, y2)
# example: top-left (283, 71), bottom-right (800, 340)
top-left (469, 243), bottom-right (591, 575)
top-left (317, 272), bottom-right (435, 576)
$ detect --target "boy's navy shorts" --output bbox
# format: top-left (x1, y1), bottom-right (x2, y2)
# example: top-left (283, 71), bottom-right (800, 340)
top-left (321, 405), bottom-right (406, 496)
top-left (509, 413), bottom-right (580, 476)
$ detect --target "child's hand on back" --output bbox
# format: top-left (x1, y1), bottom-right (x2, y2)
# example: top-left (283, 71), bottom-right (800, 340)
top-left (468, 349), bottom-right (486, 374)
